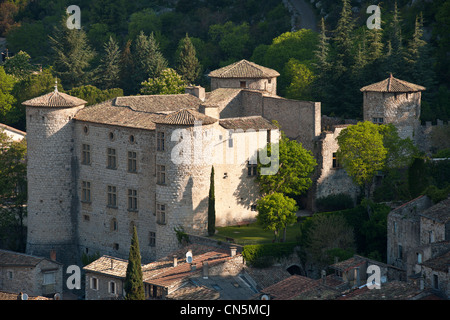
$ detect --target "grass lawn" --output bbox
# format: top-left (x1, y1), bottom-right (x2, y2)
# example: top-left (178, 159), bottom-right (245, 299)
top-left (213, 221), bottom-right (302, 245)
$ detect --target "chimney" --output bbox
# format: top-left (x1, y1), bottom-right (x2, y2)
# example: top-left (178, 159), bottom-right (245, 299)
top-left (230, 247), bottom-right (237, 257)
top-left (110, 258), bottom-right (114, 270)
top-left (173, 255), bottom-right (178, 267)
top-left (185, 85), bottom-right (205, 102)
top-left (321, 269), bottom-right (326, 285)
top-left (50, 250), bottom-right (56, 261)
top-left (202, 262), bottom-right (209, 279)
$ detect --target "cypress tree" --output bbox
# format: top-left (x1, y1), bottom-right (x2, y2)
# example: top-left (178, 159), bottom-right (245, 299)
top-left (208, 166), bottom-right (216, 236)
top-left (176, 34), bottom-right (201, 84)
top-left (49, 16), bottom-right (95, 89)
top-left (385, 1), bottom-right (404, 76)
top-left (312, 18), bottom-right (332, 106)
top-left (96, 36), bottom-right (121, 90)
top-left (124, 226), bottom-right (145, 300)
top-left (119, 39), bottom-right (135, 95)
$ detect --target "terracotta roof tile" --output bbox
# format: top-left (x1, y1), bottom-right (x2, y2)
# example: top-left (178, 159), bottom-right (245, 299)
top-left (219, 116), bottom-right (278, 130)
top-left (360, 74), bottom-right (425, 93)
top-left (209, 60), bottom-right (280, 79)
top-left (153, 108), bottom-right (217, 126)
top-left (114, 94), bottom-right (202, 113)
top-left (0, 249), bottom-right (61, 267)
top-left (260, 275), bottom-right (319, 300)
top-left (22, 90), bottom-right (87, 107)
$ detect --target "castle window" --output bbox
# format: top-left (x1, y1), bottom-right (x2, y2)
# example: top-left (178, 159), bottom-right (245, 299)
top-left (332, 153), bottom-right (341, 169)
top-left (240, 81), bottom-right (246, 88)
top-left (129, 135), bottom-right (135, 144)
top-left (157, 131), bottom-right (165, 151)
top-left (156, 203), bottom-right (166, 225)
top-left (90, 277), bottom-right (98, 290)
top-left (433, 274), bottom-right (439, 290)
top-left (372, 117), bottom-right (384, 125)
top-left (109, 132), bottom-right (115, 141)
top-left (111, 218), bottom-right (118, 231)
top-left (251, 204), bottom-right (257, 211)
top-left (149, 232), bottom-right (156, 247)
top-left (113, 243), bottom-right (119, 250)
top-left (128, 151), bottom-right (137, 173)
top-left (109, 281), bottom-right (116, 295)
top-left (83, 214), bottom-right (90, 221)
top-left (83, 125), bottom-right (89, 134)
top-left (398, 244), bottom-right (403, 260)
top-left (156, 165), bottom-right (166, 185)
top-left (82, 144), bottom-right (91, 165)
top-left (82, 181), bottom-right (91, 203)
top-left (128, 189), bottom-right (138, 211)
top-left (247, 161), bottom-right (257, 176)
top-left (107, 148), bottom-right (117, 169)
top-left (107, 185), bottom-right (117, 208)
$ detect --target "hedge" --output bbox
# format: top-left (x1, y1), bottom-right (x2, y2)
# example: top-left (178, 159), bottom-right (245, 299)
top-left (242, 242), bottom-right (298, 268)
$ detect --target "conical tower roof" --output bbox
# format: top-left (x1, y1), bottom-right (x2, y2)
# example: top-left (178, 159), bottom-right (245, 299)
top-left (22, 82), bottom-right (87, 108)
top-left (208, 59), bottom-right (280, 79)
top-left (360, 74), bottom-right (425, 93)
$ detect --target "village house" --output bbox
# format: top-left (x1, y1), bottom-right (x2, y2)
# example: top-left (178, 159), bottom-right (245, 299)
top-left (0, 249), bottom-right (63, 298)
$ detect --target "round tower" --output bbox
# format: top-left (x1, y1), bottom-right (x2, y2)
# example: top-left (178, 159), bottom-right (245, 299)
top-left (23, 85), bottom-right (86, 265)
top-left (153, 109), bottom-right (217, 259)
top-left (360, 74), bottom-right (426, 140)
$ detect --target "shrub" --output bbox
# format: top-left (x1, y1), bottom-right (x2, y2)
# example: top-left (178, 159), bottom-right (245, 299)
top-left (242, 242), bottom-right (297, 268)
top-left (315, 193), bottom-right (354, 212)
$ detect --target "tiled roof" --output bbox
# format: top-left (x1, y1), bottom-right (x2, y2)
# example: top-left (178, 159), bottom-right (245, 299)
top-left (153, 108), bottom-right (217, 126)
top-left (219, 116), bottom-right (279, 130)
top-left (114, 94), bottom-right (202, 113)
top-left (329, 256), bottom-right (366, 272)
top-left (0, 249), bottom-right (61, 267)
top-left (209, 60), bottom-right (280, 79)
top-left (83, 255), bottom-right (129, 278)
top-left (74, 99), bottom-right (164, 130)
top-left (337, 281), bottom-right (422, 300)
top-left (165, 282), bottom-right (220, 300)
top-left (22, 90), bottom-right (87, 108)
top-left (421, 250), bottom-right (450, 272)
top-left (419, 198), bottom-right (450, 223)
top-left (0, 291), bottom-right (51, 300)
top-left (360, 74), bottom-right (425, 93)
top-left (260, 275), bottom-right (319, 300)
top-left (201, 88), bottom-right (243, 108)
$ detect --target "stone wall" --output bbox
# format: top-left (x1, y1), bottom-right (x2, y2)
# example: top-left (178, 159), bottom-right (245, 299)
top-left (74, 121), bottom-right (157, 262)
top-left (85, 272), bottom-right (123, 300)
top-left (211, 77), bottom-right (277, 96)
top-left (363, 91), bottom-right (421, 140)
top-left (26, 105), bottom-right (84, 266)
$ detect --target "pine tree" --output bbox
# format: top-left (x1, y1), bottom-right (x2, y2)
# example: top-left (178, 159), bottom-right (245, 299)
top-left (332, 0), bottom-right (354, 76)
top-left (385, 1), bottom-right (404, 76)
top-left (119, 40), bottom-right (135, 95)
top-left (49, 16), bottom-right (95, 89)
top-left (133, 31), bottom-right (167, 92)
top-left (208, 166), bottom-right (216, 237)
top-left (96, 36), bottom-right (121, 90)
top-left (124, 226), bottom-right (145, 300)
top-left (176, 34), bottom-right (201, 84)
top-left (312, 18), bottom-right (331, 103)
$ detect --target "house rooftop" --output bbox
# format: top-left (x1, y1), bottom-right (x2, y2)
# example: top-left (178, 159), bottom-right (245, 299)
top-left (0, 249), bottom-right (62, 267)
top-left (219, 116), bottom-right (278, 131)
top-left (419, 198), bottom-right (450, 223)
top-left (153, 108), bottom-right (217, 126)
top-left (360, 73), bottom-right (425, 93)
top-left (421, 250), bottom-right (450, 272)
top-left (22, 88), bottom-right (87, 108)
top-left (209, 59), bottom-right (280, 79)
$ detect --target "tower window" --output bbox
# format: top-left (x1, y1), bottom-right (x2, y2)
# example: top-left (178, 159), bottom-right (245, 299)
top-left (332, 153), bottom-right (341, 168)
top-left (82, 181), bottom-right (91, 203)
top-left (157, 131), bottom-right (165, 151)
top-left (156, 203), bottom-right (166, 225)
top-left (372, 117), bottom-right (384, 125)
top-left (240, 81), bottom-right (246, 88)
top-left (156, 165), bottom-right (166, 185)
top-left (149, 232), bottom-right (156, 247)
top-left (247, 161), bottom-right (257, 176)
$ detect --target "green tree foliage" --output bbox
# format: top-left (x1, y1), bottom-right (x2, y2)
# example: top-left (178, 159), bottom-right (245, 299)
top-left (175, 34), bottom-right (201, 84)
top-left (0, 129), bottom-right (27, 251)
top-left (257, 131), bottom-right (317, 197)
top-left (119, 40), bottom-right (135, 95)
top-left (256, 192), bottom-right (298, 242)
top-left (5, 21), bottom-right (49, 62)
top-left (284, 59), bottom-right (315, 101)
top-left (208, 166), bottom-right (216, 236)
top-left (49, 17), bottom-right (95, 89)
top-left (0, 66), bottom-right (16, 124)
top-left (124, 226), bottom-right (145, 300)
top-left (3, 51), bottom-right (35, 80)
top-left (140, 68), bottom-right (187, 95)
top-left (66, 85), bottom-right (123, 106)
top-left (132, 31), bottom-right (168, 93)
top-left (337, 121), bottom-right (387, 198)
top-left (95, 36), bottom-right (121, 90)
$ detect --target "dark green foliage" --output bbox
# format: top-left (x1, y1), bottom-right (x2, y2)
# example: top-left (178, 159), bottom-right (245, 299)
top-left (49, 17), bottom-right (95, 89)
top-left (208, 166), bottom-right (216, 237)
top-left (95, 36), bottom-right (121, 90)
top-left (175, 34), bottom-right (201, 84)
top-left (424, 185), bottom-right (450, 204)
top-left (315, 193), bottom-right (354, 212)
top-left (242, 242), bottom-right (297, 268)
top-left (66, 85), bottom-right (123, 106)
top-left (124, 226), bottom-right (145, 300)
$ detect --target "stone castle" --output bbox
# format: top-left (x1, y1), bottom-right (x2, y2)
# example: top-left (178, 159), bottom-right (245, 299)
top-left (23, 59), bottom-right (430, 266)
